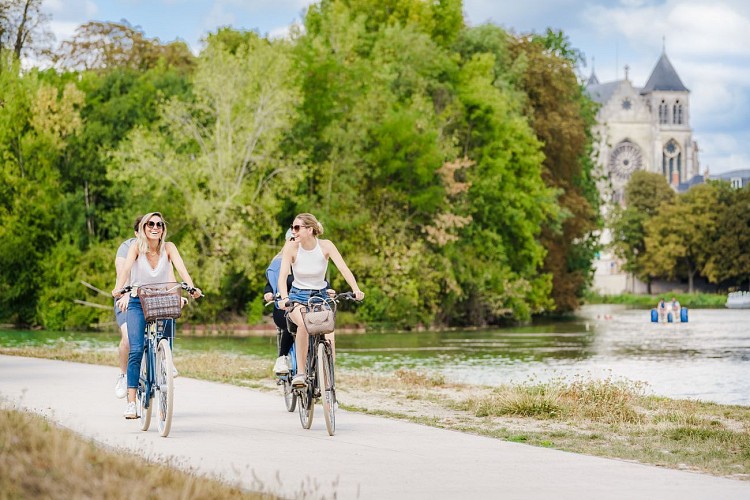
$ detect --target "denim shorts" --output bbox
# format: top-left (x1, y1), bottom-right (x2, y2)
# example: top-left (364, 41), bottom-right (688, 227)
top-left (288, 286), bottom-right (328, 306)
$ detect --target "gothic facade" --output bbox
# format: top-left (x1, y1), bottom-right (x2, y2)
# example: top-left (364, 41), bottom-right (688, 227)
top-left (586, 51), bottom-right (701, 203)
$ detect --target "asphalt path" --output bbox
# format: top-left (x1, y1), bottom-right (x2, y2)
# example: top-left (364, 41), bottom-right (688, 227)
top-left (1, 355), bottom-right (748, 499)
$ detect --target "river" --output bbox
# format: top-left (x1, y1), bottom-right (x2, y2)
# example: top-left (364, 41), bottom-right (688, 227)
top-left (2, 304), bottom-right (748, 406)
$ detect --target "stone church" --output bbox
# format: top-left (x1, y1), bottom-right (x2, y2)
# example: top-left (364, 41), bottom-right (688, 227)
top-left (586, 50), bottom-right (702, 294)
top-left (586, 50), bottom-right (701, 203)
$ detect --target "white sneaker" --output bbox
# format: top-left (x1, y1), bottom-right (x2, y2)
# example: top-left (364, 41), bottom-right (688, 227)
top-left (114, 374), bottom-right (127, 399)
top-left (273, 355), bottom-right (290, 375)
top-left (292, 373), bottom-right (306, 387)
top-left (123, 401), bottom-right (137, 419)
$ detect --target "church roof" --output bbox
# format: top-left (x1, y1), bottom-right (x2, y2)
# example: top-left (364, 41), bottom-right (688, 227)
top-left (642, 52), bottom-right (688, 93)
top-left (586, 70), bottom-right (599, 86)
top-left (585, 80), bottom-right (621, 105)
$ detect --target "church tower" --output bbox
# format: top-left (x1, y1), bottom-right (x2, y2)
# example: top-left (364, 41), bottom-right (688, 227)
top-left (586, 50), bottom-right (700, 203)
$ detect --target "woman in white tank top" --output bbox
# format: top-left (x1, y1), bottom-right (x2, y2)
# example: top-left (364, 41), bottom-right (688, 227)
top-left (112, 211), bottom-right (202, 420)
top-left (277, 213), bottom-right (364, 388)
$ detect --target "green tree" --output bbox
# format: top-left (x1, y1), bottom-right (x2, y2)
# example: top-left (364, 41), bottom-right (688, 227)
top-left (703, 184), bottom-right (750, 289)
top-left (508, 31), bottom-right (601, 312)
top-left (111, 32), bottom-right (302, 319)
top-left (610, 171), bottom-right (675, 292)
top-left (644, 183), bottom-right (719, 293)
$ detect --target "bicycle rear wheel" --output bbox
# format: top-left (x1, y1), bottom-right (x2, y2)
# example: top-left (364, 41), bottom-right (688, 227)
top-left (155, 338), bottom-right (174, 437)
top-left (317, 342), bottom-right (336, 436)
top-left (138, 351), bottom-right (152, 431)
top-left (298, 382), bottom-right (314, 429)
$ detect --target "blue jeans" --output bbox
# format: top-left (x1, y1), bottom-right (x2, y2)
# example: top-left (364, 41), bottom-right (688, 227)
top-left (126, 296), bottom-right (174, 389)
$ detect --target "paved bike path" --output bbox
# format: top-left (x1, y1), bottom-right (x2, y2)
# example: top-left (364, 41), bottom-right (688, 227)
top-left (1, 355), bottom-right (748, 499)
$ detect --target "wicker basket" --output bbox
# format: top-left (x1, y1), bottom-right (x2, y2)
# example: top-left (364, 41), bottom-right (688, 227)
top-left (138, 286), bottom-right (182, 322)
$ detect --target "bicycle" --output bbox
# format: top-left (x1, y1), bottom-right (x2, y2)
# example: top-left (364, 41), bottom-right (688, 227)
top-left (285, 292), bottom-right (357, 436)
top-left (117, 281), bottom-right (201, 437)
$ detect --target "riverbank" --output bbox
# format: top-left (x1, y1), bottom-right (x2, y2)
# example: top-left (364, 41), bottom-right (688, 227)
top-left (2, 345), bottom-right (748, 481)
top-left (585, 292), bottom-right (727, 308)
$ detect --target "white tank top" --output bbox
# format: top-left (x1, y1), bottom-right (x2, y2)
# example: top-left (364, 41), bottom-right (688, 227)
top-left (130, 250), bottom-right (171, 287)
top-left (292, 240), bottom-right (328, 290)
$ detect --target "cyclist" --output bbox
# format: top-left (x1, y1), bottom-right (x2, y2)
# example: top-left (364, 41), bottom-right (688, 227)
top-left (277, 213), bottom-right (364, 388)
top-left (113, 215), bottom-right (143, 399)
top-left (263, 229), bottom-right (296, 375)
top-left (112, 212), bottom-right (201, 419)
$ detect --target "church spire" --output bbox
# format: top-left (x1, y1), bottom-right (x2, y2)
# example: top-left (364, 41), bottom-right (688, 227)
top-left (642, 49), bottom-right (688, 92)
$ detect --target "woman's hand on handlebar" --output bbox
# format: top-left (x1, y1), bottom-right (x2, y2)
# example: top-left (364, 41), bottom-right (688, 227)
top-left (353, 290), bottom-right (365, 301)
top-left (112, 285), bottom-right (132, 298)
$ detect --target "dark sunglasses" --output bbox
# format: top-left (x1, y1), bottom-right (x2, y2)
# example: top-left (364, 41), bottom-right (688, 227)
top-left (290, 224), bottom-right (308, 232)
top-left (146, 221), bottom-right (165, 229)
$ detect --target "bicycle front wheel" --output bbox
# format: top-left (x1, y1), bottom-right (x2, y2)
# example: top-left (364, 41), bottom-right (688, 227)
top-left (138, 351), bottom-right (152, 431)
top-left (155, 338), bottom-right (174, 437)
top-left (317, 342), bottom-right (336, 436)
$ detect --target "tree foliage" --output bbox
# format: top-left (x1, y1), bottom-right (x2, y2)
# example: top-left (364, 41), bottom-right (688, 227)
top-left (1, 2), bottom-right (616, 329)
top-left (610, 171), bottom-right (675, 289)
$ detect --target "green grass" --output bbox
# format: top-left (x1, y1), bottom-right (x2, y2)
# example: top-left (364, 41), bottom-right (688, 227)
top-left (584, 291), bottom-right (727, 308)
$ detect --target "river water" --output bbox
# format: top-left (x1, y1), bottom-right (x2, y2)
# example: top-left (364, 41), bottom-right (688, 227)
top-left (2, 304), bottom-right (748, 406)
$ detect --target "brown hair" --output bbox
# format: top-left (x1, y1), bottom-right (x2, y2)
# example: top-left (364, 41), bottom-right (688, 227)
top-left (295, 213), bottom-right (324, 236)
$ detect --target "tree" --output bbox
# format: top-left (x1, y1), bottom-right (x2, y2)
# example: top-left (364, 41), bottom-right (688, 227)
top-left (644, 183), bottom-right (719, 293)
top-left (111, 32), bottom-right (302, 318)
top-left (508, 31), bottom-right (601, 312)
top-left (52, 20), bottom-right (194, 72)
top-left (703, 184), bottom-right (750, 289)
top-left (610, 171), bottom-right (675, 292)
top-left (0, 0), bottom-right (52, 60)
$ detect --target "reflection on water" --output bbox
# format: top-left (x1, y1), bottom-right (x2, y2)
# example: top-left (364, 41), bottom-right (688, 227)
top-left (2, 304), bottom-right (748, 405)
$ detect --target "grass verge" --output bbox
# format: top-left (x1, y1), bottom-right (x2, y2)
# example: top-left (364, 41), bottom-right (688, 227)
top-left (0, 405), bottom-right (274, 499)
top-left (584, 291), bottom-right (727, 308)
top-left (2, 346), bottom-right (748, 481)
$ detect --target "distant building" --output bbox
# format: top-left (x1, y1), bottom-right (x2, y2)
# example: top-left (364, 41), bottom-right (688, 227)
top-left (712, 169), bottom-right (750, 189)
top-left (586, 49), bottom-right (701, 202)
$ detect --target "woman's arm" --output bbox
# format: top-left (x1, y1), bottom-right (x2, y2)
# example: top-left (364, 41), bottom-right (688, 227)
top-left (277, 243), bottom-right (295, 308)
top-left (166, 242), bottom-right (201, 298)
top-left (112, 244), bottom-right (139, 296)
top-left (322, 240), bottom-right (364, 300)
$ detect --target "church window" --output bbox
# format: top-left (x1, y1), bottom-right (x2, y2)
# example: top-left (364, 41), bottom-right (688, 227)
top-left (609, 141), bottom-right (643, 179)
top-left (662, 140), bottom-right (681, 183)
top-left (658, 100), bottom-right (669, 124)
top-left (673, 100), bottom-right (683, 125)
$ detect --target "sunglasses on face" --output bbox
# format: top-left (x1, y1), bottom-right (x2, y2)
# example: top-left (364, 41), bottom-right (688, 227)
top-left (146, 221), bottom-right (165, 229)
top-left (290, 224), bottom-right (308, 232)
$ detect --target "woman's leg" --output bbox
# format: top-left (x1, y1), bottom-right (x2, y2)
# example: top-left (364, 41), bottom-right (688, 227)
top-left (289, 305), bottom-right (308, 378)
top-left (126, 297), bottom-right (146, 403)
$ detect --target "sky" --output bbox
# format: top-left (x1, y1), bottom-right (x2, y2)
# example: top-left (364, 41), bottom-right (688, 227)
top-left (42, 0), bottom-right (750, 176)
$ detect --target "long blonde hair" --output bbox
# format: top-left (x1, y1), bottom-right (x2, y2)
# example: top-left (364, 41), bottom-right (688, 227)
top-left (295, 213), bottom-right (324, 237)
top-left (137, 212), bottom-right (168, 255)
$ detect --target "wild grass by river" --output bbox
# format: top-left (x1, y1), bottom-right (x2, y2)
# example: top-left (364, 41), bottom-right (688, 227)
top-left (1, 345), bottom-right (748, 481)
top-left (584, 291), bottom-right (728, 308)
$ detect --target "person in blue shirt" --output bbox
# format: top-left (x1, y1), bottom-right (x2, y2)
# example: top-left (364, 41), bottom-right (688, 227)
top-left (264, 229), bottom-right (296, 374)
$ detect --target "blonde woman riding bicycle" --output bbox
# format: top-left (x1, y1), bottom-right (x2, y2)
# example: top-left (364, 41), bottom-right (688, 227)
top-left (277, 213), bottom-right (364, 388)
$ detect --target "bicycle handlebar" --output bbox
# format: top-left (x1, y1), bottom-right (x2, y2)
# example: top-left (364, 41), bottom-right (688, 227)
top-left (264, 291), bottom-right (361, 309)
top-left (114, 282), bottom-right (203, 298)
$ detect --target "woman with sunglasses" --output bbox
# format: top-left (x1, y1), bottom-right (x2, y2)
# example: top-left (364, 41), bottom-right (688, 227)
top-left (277, 213), bottom-right (364, 388)
top-left (112, 212), bottom-right (202, 419)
